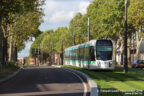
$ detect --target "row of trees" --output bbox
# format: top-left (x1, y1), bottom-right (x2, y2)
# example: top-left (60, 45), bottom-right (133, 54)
top-left (31, 0), bottom-right (144, 65)
top-left (0, 0), bottom-right (45, 68)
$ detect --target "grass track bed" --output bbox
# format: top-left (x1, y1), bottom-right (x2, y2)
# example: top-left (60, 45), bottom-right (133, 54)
top-left (62, 65), bottom-right (144, 96)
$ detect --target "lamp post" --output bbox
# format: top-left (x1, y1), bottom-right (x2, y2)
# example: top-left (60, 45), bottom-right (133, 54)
top-left (124, 0), bottom-right (128, 73)
top-left (61, 40), bottom-right (63, 65)
top-left (40, 44), bottom-right (43, 65)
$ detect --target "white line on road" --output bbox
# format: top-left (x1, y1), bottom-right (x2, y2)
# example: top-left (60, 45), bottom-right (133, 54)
top-left (64, 69), bottom-right (88, 96)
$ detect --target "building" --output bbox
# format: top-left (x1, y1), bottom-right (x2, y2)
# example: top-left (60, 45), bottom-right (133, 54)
top-left (18, 58), bottom-right (25, 65)
top-left (116, 27), bottom-right (144, 65)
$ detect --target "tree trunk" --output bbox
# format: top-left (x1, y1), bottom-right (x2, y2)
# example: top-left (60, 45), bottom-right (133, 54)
top-left (2, 24), bottom-right (9, 66)
top-left (121, 51), bottom-right (124, 65)
top-left (13, 44), bottom-right (18, 63)
top-left (136, 39), bottom-right (143, 60)
top-left (10, 42), bottom-right (17, 63)
top-left (2, 37), bottom-right (8, 66)
top-left (114, 40), bottom-right (117, 65)
top-left (127, 37), bottom-right (131, 65)
top-left (0, 29), bottom-right (3, 68)
top-left (9, 36), bottom-right (13, 62)
top-left (120, 36), bottom-right (124, 65)
top-left (5, 37), bottom-right (8, 65)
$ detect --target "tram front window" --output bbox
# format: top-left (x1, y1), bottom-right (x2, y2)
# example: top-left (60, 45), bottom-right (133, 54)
top-left (96, 46), bottom-right (112, 60)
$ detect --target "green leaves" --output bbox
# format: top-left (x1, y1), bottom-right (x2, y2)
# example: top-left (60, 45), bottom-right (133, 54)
top-left (31, 0), bottom-right (144, 59)
top-left (128, 0), bottom-right (144, 31)
top-left (87, 0), bottom-right (125, 40)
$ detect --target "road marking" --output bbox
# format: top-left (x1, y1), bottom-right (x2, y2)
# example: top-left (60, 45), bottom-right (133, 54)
top-left (64, 69), bottom-right (88, 96)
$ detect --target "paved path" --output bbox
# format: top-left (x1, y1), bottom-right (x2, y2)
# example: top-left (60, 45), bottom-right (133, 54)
top-left (0, 66), bottom-right (90, 96)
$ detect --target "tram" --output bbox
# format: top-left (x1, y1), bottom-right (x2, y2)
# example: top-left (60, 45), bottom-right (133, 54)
top-left (64, 39), bottom-right (115, 70)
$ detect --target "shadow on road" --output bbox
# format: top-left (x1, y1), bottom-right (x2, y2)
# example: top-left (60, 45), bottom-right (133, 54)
top-left (0, 67), bottom-right (89, 96)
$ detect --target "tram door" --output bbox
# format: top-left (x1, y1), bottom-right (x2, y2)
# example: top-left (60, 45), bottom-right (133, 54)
top-left (84, 46), bottom-right (90, 69)
top-left (78, 47), bottom-right (81, 67)
top-left (80, 47), bottom-right (85, 68)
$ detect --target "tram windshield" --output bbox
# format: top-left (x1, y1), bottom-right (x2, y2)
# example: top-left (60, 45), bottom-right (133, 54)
top-left (96, 40), bottom-right (112, 60)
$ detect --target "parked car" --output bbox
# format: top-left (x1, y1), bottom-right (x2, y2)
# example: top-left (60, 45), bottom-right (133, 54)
top-left (132, 60), bottom-right (144, 68)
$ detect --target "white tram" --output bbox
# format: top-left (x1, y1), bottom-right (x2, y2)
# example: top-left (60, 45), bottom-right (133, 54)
top-left (64, 39), bottom-right (115, 70)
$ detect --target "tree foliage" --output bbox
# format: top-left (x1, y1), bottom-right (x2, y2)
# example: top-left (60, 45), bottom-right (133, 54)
top-left (0, 0), bottom-right (44, 47)
top-left (0, 0), bottom-right (45, 65)
top-left (31, 0), bottom-right (144, 64)
top-left (128, 0), bottom-right (144, 34)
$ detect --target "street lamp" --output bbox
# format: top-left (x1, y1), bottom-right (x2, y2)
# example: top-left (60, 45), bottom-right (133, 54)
top-left (61, 40), bottom-right (63, 65)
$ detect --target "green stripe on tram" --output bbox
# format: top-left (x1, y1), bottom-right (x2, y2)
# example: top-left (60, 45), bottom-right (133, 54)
top-left (65, 60), bottom-right (96, 64)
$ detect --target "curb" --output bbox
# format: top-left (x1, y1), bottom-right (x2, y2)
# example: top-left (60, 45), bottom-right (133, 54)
top-left (56, 66), bottom-right (98, 96)
top-left (0, 68), bottom-right (22, 84)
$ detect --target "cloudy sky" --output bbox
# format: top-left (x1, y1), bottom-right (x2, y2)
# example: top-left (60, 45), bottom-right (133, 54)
top-left (39, 0), bottom-right (90, 31)
top-left (18, 0), bottom-right (90, 58)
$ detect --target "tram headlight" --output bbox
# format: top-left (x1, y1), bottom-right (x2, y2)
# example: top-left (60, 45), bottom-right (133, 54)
top-left (109, 62), bottom-right (112, 64)
top-left (109, 62), bottom-right (112, 67)
top-left (97, 62), bottom-right (101, 67)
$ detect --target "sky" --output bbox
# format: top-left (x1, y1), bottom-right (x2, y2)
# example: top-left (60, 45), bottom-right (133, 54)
top-left (39, 0), bottom-right (90, 31)
top-left (18, 0), bottom-right (90, 58)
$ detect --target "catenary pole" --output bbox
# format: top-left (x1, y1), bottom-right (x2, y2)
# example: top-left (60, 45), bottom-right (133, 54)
top-left (124, 0), bottom-right (128, 73)
top-left (73, 29), bottom-right (76, 45)
top-left (88, 17), bottom-right (90, 41)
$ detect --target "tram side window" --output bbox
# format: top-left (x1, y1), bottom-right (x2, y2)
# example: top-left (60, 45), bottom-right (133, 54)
top-left (73, 49), bottom-right (75, 60)
top-left (70, 50), bottom-right (72, 60)
top-left (80, 47), bottom-right (84, 60)
top-left (78, 48), bottom-right (80, 60)
top-left (79, 48), bottom-right (82, 60)
top-left (90, 46), bottom-right (95, 61)
top-left (83, 47), bottom-right (85, 60)
top-left (75, 49), bottom-right (78, 60)
top-left (65, 51), bottom-right (67, 60)
top-left (79, 48), bottom-right (81, 60)
top-left (76, 49), bottom-right (77, 60)
top-left (67, 51), bottom-right (68, 60)
top-left (84, 47), bottom-right (89, 61)
top-left (73, 49), bottom-right (76, 60)
top-left (72, 50), bottom-right (74, 60)
top-left (69, 51), bottom-right (70, 60)
top-left (67, 51), bottom-right (69, 61)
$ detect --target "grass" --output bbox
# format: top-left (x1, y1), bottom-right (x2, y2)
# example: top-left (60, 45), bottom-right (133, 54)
top-left (0, 63), bottom-right (19, 80)
top-left (0, 68), bottom-right (17, 79)
top-left (62, 65), bottom-right (144, 96)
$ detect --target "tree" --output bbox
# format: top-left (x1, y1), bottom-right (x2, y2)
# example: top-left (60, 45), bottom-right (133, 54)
top-left (30, 30), bottom-right (54, 63)
top-left (128, 0), bottom-right (144, 60)
top-left (0, 0), bottom-right (22, 66)
top-left (0, 0), bottom-right (45, 66)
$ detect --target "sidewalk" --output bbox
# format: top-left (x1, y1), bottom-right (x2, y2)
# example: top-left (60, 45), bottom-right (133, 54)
top-left (0, 68), bottom-right (21, 84)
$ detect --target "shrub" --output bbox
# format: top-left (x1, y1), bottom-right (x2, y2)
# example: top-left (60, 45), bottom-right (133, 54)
top-left (7, 61), bottom-right (19, 70)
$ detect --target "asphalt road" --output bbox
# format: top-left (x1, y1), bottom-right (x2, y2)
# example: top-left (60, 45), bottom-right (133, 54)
top-left (0, 66), bottom-right (90, 96)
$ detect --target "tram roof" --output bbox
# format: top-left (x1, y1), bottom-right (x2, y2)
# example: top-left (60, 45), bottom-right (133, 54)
top-left (65, 39), bottom-right (112, 51)
top-left (65, 39), bottom-right (97, 51)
